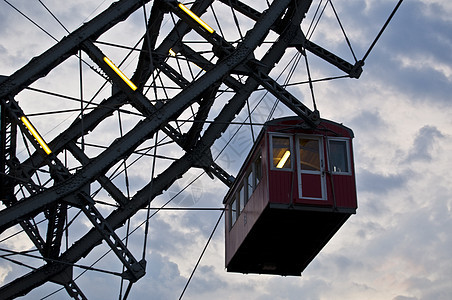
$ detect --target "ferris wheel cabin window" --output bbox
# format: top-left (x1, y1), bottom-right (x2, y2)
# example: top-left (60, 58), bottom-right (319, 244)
top-left (271, 135), bottom-right (292, 170)
top-left (328, 139), bottom-right (351, 174)
top-left (299, 138), bottom-right (321, 171)
top-left (229, 196), bottom-right (237, 229)
top-left (254, 154), bottom-right (262, 186)
top-left (247, 171), bottom-right (253, 200)
top-left (228, 151), bottom-right (263, 230)
top-left (247, 153), bottom-right (263, 200)
top-left (239, 185), bottom-right (245, 213)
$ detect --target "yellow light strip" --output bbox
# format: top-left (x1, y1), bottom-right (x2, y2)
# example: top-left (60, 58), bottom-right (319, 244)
top-left (178, 3), bottom-right (215, 34)
top-left (20, 116), bottom-right (52, 155)
top-left (169, 48), bottom-right (177, 57)
top-left (276, 150), bottom-right (290, 169)
top-left (103, 56), bottom-right (137, 91)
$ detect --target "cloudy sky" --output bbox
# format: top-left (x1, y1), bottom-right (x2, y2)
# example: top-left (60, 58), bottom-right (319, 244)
top-left (1, 0), bottom-right (451, 299)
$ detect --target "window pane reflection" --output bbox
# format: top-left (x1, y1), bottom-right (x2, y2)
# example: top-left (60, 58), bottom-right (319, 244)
top-left (299, 138), bottom-right (320, 171)
top-left (329, 140), bottom-right (349, 173)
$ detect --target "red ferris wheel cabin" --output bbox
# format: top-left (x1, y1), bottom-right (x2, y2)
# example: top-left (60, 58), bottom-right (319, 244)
top-left (223, 117), bottom-right (357, 276)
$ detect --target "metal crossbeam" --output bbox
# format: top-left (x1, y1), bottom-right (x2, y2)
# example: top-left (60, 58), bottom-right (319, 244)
top-left (182, 83), bottom-right (220, 150)
top-left (297, 40), bottom-right (363, 78)
top-left (131, 1), bottom-right (165, 87)
top-left (217, 0), bottom-right (262, 21)
top-left (64, 281), bottom-right (88, 300)
top-left (0, 101), bottom-right (16, 206)
top-left (2, 100), bottom-right (143, 288)
top-left (248, 66), bottom-right (320, 126)
top-left (76, 192), bottom-right (146, 282)
top-left (0, 165), bottom-right (87, 300)
top-left (43, 203), bottom-right (68, 258)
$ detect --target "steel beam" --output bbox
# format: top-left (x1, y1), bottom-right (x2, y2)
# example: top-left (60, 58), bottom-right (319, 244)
top-left (248, 65), bottom-right (319, 126)
top-left (297, 40), bottom-right (363, 78)
top-left (77, 192), bottom-right (146, 282)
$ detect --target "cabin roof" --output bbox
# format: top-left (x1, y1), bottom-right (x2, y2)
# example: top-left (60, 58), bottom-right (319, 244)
top-left (265, 116), bottom-right (354, 138)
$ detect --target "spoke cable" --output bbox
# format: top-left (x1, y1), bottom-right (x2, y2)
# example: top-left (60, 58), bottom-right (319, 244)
top-left (267, 51), bottom-right (303, 121)
top-left (328, 0), bottom-right (357, 62)
top-left (362, 0), bottom-right (404, 62)
top-left (304, 53), bottom-right (317, 111)
top-left (37, 0), bottom-right (70, 34)
top-left (3, 0), bottom-right (58, 42)
top-left (79, 49), bottom-right (85, 151)
top-left (306, 0), bottom-right (324, 38)
top-left (178, 210), bottom-right (224, 300)
top-left (0, 247), bottom-right (123, 277)
top-left (118, 109), bottom-right (132, 300)
top-left (210, 4), bottom-right (225, 38)
top-left (228, 0), bottom-right (244, 41)
top-left (307, 0), bottom-right (328, 40)
top-left (142, 131), bottom-right (158, 260)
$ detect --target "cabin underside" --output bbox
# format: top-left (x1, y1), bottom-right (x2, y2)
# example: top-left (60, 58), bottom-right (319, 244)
top-left (226, 204), bottom-right (355, 276)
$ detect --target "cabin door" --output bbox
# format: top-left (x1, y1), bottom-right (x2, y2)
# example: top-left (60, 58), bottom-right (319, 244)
top-left (297, 137), bottom-right (326, 200)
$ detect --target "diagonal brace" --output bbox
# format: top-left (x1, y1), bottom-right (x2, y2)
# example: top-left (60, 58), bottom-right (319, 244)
top-left (76, 192), bottom-right (146, 282)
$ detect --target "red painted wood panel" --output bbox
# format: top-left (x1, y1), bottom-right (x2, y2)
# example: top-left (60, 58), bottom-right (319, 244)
top-left (330, 175), bottom-right (357, 208)
top-left (268, 170), bottom-right (294, 204)
top-left (225, 169), bottom-right (269, 266)
top-left (300, 173), bottom-right (323, 199)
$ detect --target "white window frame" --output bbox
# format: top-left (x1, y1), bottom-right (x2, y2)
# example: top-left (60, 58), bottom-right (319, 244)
top-left (246, 170), bottom-right (254, 201)
top-left (296, 135), bottom-right (327, 200)
top-left (230, 196), bottom-right (237, 230)
top-left (327, 137), bottom-right (352, 175)
top-left (253, 153), bottom-right (262, 188)
top-left (239, 185), bottom-right (245, 213)
top-left (269, 133), bottom-right (293, 171)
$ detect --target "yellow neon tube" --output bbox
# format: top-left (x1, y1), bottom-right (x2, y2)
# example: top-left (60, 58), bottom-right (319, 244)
top-left (20, 116), bottom-right (52, 155)
top-left (178, 3), bottom-right (215, 34)
top-left (276, 150), bottom-right (290, 168)
top-left (103, 56), bottom-right (137, 91)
